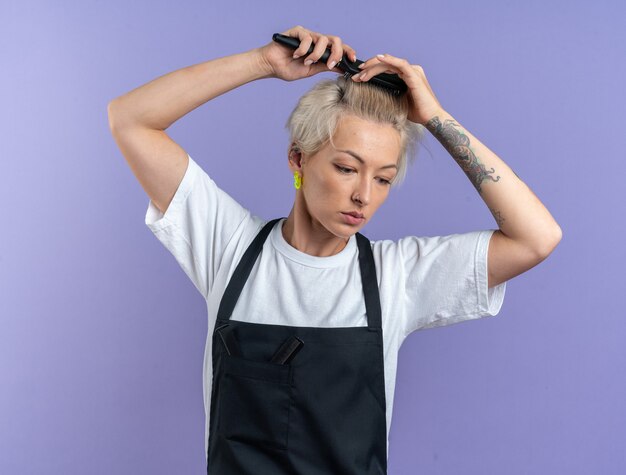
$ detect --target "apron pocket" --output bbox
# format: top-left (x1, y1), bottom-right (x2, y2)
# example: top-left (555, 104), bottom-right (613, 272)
top-left (218, 355), bottom-right (292, 451)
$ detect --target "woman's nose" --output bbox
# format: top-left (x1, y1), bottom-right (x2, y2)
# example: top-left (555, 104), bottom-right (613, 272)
top-left (352, 180), bottom-right (371, 206)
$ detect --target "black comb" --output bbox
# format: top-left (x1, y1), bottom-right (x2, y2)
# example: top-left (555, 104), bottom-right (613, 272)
top-left (272, 33), bottom-right (408, 97)
top-left (269, 335), bottom-right (304, 365)
top-left (215, 324), bottom-right (242, 357)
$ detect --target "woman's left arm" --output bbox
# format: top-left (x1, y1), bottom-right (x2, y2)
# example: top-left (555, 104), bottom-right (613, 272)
top-left (423, 110), bottom-right (563, 287)
top-left (354, 54), bottom-right (563, 288)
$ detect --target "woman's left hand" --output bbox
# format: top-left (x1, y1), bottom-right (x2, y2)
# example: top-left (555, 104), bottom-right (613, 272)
top-left (352, 54), bottom-right (444, 126)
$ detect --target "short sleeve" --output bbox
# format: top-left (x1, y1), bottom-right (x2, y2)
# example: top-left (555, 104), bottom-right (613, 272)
top-left (400, 229), bottom-right (506, 337)
top-left (144, 154), bottom-right (252, 299)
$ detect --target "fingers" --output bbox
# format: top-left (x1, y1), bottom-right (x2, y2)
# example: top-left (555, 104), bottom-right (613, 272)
top-left (351, 57), bottom-right (390, 81)
top-left (352, 55), bottom-right (389, 81)
top-left (303, 35), bottom-right (329, 65)
top-left (292, 34), bottom-right (314, 59)
top-left (340, 42), bottom-right (358, 64)
top-left (283, 25), bottom-right (357, 70)
top-left (376, 54), bottom-right (423, 75)
top-left (325, 38), bottom-right (342, 69)
top-left (352, 54), bottom-right (419, 82)
top-left (325, 36), bottom-right (357, 70)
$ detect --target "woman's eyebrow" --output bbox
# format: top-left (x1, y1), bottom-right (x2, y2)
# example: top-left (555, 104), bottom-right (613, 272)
top-left (336, 149), bottom-right (398, 170)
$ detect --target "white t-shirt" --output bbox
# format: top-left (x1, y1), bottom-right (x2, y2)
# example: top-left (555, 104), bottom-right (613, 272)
top-left (145, 154), bottom-right (506, 462)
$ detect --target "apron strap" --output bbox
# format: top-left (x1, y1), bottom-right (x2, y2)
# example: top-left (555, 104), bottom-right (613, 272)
top-left (217, 218), bottom-right (283, 322)
top-left (355, 232), bottom-right (382, 329)
top-left (217, 218), bottom-right (382, 330)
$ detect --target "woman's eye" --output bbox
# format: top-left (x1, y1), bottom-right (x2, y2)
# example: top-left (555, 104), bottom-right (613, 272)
top-left (335, 165), bottom-right (392, 185)
top-left (335, 165), bottom-right (354, 174)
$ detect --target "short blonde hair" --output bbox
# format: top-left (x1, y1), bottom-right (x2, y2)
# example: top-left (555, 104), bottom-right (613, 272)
top-left (285, 74), bottom-right (425, 187)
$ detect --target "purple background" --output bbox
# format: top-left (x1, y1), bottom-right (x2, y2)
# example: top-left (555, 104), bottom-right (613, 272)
top-left (2, 0), bottom-right (625, 473)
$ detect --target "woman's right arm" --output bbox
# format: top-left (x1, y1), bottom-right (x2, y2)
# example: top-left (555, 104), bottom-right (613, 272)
top-left (108, 48), bottom-right (271, 130)
top-left (107, 48), bottom-right (272, 214)
top-left (108, 26), bottom-right (356, 214)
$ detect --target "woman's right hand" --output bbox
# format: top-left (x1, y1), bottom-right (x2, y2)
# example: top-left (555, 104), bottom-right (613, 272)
top-left (256, 25), bottom-right (358, 82)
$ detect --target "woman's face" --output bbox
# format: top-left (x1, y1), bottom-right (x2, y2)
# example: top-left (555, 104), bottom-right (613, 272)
top-left (290, 114), bottom-right (402, 239)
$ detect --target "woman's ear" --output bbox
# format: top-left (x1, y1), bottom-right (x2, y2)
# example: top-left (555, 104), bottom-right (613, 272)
top-left (288, 143), bottom-right (304, 171)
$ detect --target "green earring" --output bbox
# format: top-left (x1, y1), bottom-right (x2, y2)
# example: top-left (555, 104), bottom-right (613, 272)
top-left (293, 171), bottom-right (302, 190)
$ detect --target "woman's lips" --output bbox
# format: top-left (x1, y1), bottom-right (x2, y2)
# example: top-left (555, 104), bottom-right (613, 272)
top-left (341, 212), bottom-right (365, 225)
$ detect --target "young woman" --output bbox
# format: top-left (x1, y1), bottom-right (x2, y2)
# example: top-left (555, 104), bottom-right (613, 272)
top-left (108, 25), bottom-right (561, 475)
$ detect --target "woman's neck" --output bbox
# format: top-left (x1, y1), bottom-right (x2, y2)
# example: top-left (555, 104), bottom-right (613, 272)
top-left (281, 209), bottom-right (349, 257)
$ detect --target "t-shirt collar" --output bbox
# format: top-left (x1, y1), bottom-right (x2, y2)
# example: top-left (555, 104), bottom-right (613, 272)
top-left (269, 218), bottom-right (356, 268)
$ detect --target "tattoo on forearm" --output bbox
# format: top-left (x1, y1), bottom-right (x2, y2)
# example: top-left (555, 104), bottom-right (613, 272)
top-left (426, 116), bottom-right (500, 194)
top-left (489, 207), bottom-right (505, 227)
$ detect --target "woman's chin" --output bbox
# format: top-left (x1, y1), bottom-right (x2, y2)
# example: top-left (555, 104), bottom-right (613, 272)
top-left (333, 220), bottom-right (364, 239)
